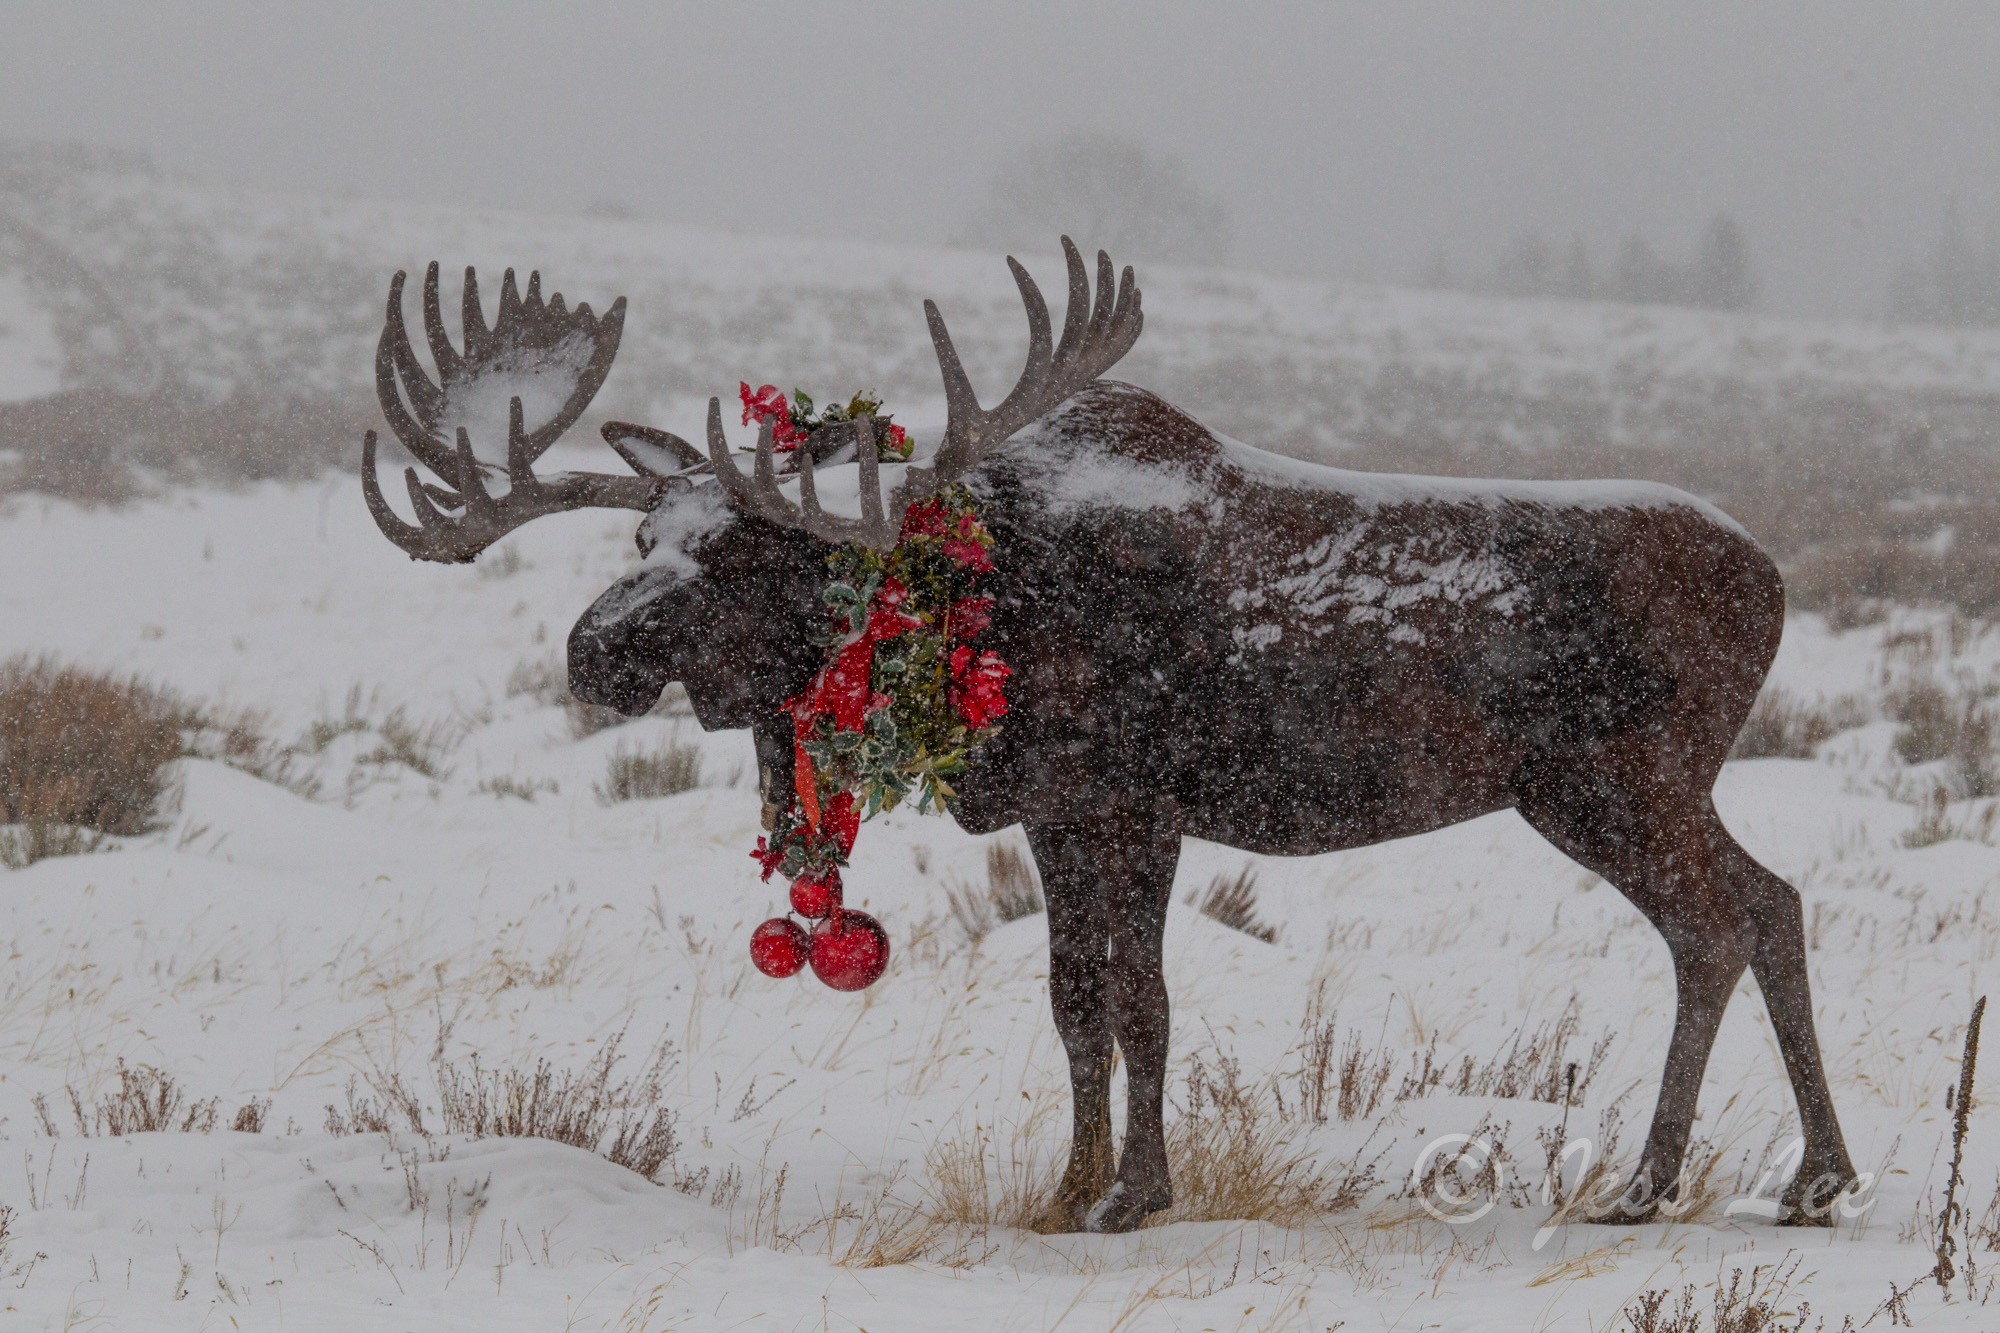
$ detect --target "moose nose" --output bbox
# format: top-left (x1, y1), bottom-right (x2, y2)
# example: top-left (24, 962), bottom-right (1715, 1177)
top-left (566, 568), bottom-right (681, 715)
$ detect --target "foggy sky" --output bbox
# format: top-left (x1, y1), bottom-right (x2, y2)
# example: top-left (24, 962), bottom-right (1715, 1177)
top-left (3, 1), bottom-right (1997, 318)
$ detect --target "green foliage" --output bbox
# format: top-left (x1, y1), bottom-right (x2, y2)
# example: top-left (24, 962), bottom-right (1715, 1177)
top-left (804, 484), bottom-right (999, 819)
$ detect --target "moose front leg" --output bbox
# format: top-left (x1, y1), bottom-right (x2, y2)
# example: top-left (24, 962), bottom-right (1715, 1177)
top-left (1025, 817), bottom-right (1180, 1234)
top-left (1089, 821), bottom-right (1178, 1233)
top-left (1024, 822), bottom-right (1115, 1229)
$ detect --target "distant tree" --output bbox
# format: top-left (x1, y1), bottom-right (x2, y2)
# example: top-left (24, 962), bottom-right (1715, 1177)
top-left (1419, 246), bottom-right (1454, 289)
top-left (959, 133), bottom-right (1232, 267)
top-left (1691, 213), bottom-right (1755, 310)
top-left (1889, 201), bottom-right (2000, 326)
top-left (1451, 213), bottom-right (1753, 311)
top-left (1614, 235), bottom-right (1667, 304)
top-left (1560, 234), bottom-right (1596, 300)
top-left (1493, 231), bottom-right (1555, 298)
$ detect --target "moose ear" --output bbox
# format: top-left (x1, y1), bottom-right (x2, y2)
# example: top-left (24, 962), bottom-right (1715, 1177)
top-left (604, 421), bottom-right (705, 476)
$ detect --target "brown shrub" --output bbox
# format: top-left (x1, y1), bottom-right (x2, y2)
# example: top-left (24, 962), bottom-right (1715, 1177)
top-left (1892, 679), bottom-right (1960, 763)
top-left (328, 1036), bottom-right (685, 1181)
top-left (1729, 686), bottom-right (1870, 760)
top-left (1294, 996), bottom-right (1613, 1123)
top-left (1787, 539), bottom-right (2000, 622)
top-left (1618, 1254), bottom-right (1812, 1333)
top-left (1887, 678), bottom-right (1999, 794)
top-left (1190, 866), bottom-right (1279, 942)
top-left (943, 842), bottom-right (1045, 945)
top-left (61, 1061), bottom-right (218, 1135)
top-left (0, 654), bottom-right (183, 840)
top-left (1158, 1053), bottom-right (1379, 1226)
top-left (0, 655), bottom-right (322, 866)
top-left (594, 738), bottom-right (703, 803)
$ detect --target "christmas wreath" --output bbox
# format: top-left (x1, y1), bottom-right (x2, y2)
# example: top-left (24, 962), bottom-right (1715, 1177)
top-left (736, 383), bottom-right (1010, 991)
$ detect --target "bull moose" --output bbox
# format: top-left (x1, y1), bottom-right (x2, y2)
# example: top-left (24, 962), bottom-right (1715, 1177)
top-left (360, 240), bottom-right (1856, 1232)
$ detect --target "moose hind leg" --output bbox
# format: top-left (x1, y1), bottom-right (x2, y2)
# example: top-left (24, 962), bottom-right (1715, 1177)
top-left (1707, 807), bottom-right (1858, 1222)
top-left (1516, 780), bottom-right (1756, 1221)
top-left (1024, 823), bottom-right (1116, 1229)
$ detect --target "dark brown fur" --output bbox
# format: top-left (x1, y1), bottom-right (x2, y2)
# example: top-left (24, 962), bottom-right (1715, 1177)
top-left (570, 382), bottom-right (1856, 1231)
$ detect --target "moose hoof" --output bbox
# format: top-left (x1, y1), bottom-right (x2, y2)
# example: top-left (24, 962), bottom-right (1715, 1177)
top-left (1081, 1181), bottom-right (1167, 1234)
top-left (1777, 1170), bottom-right (1853, 1227)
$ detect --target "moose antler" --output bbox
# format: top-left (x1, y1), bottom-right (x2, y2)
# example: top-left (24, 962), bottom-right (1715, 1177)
top-left (363, 263), bottom-right (695, 563)
top-left (704, 236), bottom-right (1142, 548)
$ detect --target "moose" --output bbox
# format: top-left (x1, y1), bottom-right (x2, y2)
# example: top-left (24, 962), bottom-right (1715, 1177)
top-left (361, 240), bottom-right (1855, 1232)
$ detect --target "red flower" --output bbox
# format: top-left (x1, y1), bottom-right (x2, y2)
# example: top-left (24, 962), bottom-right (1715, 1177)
top-left (942, 533), bottom-right (995, 572)
top-left (812, 637), bottom-right (887, 732)
top-left (949, 645), bottom-right (1010, 729)
top-left (740, 382), bottom-right (787, 426)
top-left (739, 381), bottom-right (805, 451)
top-left (865, 576), bottom-right (926, 641)
top-left (887, 422), bottom-right (909, 453)
top-left (948, 595), bottom-right (992, 639)
top-left (751, 836), bottom-right (786, 882)
top-left (900, 499), bottom-right (949, 538)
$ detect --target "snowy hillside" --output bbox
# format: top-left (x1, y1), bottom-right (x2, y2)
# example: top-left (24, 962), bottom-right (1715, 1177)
top-left (6, 153), bottom-right (2000, 1329)
top-left (0, 472), bottom-right (1998, 1328)
top-left (7, 143), bottom-right (2000, 468)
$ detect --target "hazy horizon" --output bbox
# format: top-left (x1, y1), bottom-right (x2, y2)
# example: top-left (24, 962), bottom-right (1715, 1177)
top-left (4, 2), bottom-right (1999, 318)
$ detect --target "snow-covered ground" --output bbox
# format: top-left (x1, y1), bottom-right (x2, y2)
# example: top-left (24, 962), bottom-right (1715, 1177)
top-left (4, 155), bottom-right (2000, 1325)
top-left (1, 472), bottom-right (1998, 1330)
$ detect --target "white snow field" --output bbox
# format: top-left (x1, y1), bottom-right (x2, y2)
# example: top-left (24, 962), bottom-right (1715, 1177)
top-left (0, 471), bottom-right (1996, 1331)
top-left (3, 181), bottom-right (2000, 1324)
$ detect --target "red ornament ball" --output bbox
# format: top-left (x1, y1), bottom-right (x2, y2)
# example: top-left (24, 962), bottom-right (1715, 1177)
top-left (749, 917), bottom-right (810, 978)
top-left (789, 869), bottom-right (842, 920)
top-left (809, 910), bottom-right (890, 991)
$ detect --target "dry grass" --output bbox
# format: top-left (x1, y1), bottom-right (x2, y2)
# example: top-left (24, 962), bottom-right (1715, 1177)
top-left (1900, 784), bottom-right (2000, 849)
top-left (0, 655), bottom-right (184, 843)
top-left (0, 822), bottom-right (106, 870)
top-left (473, 774), bottom-right (558, 802)
top-left (1730, 687), bottom-right (1871, 760)
top-left (358, 710), bottom-right (458, 779)
top-left (1788, 537), bottom-right (2000, 624)
top-left (595, 739), bottom-right (703, 803)
top-left (1619, 1255), bottom-right (1817, 1333)
top-left (0, 657), bottom-right (453, 867)
top-left (331, 1036), bottom-right (684, 1182)
top-left (295, 686), bottom-right (469, 783)
top-left (1888, 677), bottom-right (2000, 798)
top-left (1190, 866), bottom-right (1280, 942)
top-left (64, 1062), bottom-right (219, 1135)
top-left (1157, 1052), bottom-right (1380, 1227)
top-left (943, 842), bottom-right (1045, 945)
top-left (39, 1061), bottom-right (267, 1138)
top-left (1293, 996), bottom-right (1613, 1124)
top-left (926, 998), bottom-right (1615, 1235)
top-left (0, 652), bottom-right (377, 868)
top-left (924, 1085), bottom-right (1069, 1232)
